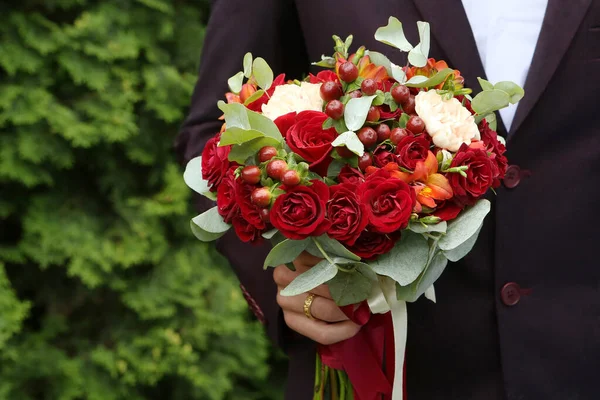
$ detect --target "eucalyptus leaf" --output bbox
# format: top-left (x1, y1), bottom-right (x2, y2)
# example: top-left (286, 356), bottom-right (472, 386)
top-left (217, 101), bottom-right (250, 130)
top-left (305, 235), bottom-right (361, 261)
top-left (312, 55), bottom-right (336, 68)
top-left (405, 75), bottom-right (428, 85)
top-left (408, 21), bottom-right (430, 67)
top-left (493, 81), bottom-right (525, 104)
top-left (365, 51), bottom-right (393, 76)
top-left (477, 77), bottom-right (494, 91)
top-left (245, 108), bottom-right (283, 141)
top-left (261, 228), bottom-right (278, 240)
top-left (190, 207), bottom-right (231, 242)
top-left (374, 17), bottom-right (413, 51)
top-left (243, 52), bottom-right (253, 78)
top-left (228, 136), bottom-right (281, 163)
top-left (409, 221), bottom-right (447, 234)
top-left (483, 112), bottom-right (497, 131)
top-left (329, 263), bottom-right (377, 306)
top-left (190, 219), bottom-right (227, 242)
top-left (332, 131), bottom-right (365, 156)
top-left (183, 156), bottom-right (216, 200)
top-left (405, 68), bottom-right (454, 88)
top-left (391, 63), bottom-right (407, 83)
top-left (263, 238), bottom-right (308, 269)
top-left (396, 252), bottom-right (448, 302)
top-left (471, 89), bottom-right (510, 115)
top-left (280, 258), bottom-right (340, 297)
top-left (443, 224), bottom-right (483, 262)
top-left (252, 57), bottom-right (274, 90)
top-left (438, 199), bottom-right (491, 251)
top-left (219, 127), bottom-right (264, 146)
top-left (344, 95), bottom-right (377, 131)
top-left (370, 231), bottom-right (430, 286)
top-left (243, 89), bottom-right (265, 105)
top-left (227, 71), bottom-right (244, 94)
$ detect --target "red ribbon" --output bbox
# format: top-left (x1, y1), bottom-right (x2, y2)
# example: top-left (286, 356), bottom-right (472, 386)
top-left (319, 303), bottom-right (398, 400)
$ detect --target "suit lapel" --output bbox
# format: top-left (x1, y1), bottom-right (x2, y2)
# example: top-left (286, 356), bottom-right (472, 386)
top-left (509, 0), bottom-right (592, 136)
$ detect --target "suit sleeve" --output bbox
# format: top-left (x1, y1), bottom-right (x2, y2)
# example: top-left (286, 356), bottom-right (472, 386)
top-left (175, 0), bottom-right (309, 347)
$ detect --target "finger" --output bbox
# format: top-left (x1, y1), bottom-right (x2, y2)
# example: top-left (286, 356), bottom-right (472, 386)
top-left (276, 292), bottom-right (348, 323)
top-left (273, 266), bottom-right (332, 299)
top-left (283, 311), bottom-right (361, 345)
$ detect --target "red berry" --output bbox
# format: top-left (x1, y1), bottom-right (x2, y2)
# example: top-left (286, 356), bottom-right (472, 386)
top-left (320, 81), bottom-right (343, 102)
top-left (259, 207), bottom-right (270, 222)
top-left (281, 170), bottom-right (301, 187)
top-left (406, 116), bottom-right (425, 134)
top-left (336, 146), bottom-right (355, 158)
top-left (390, 128), bottom-right (410, 145)
top-left (366, 106), bottom-right (380, 122)
top-left (266, 159), bottom-right (288, 180)
top-left (339, 62), bottom-right (359, 83)
top-left (403, 96), bottom-right (416, 114)
top-left (325, 100), bottom-right (344, 120)
top-left (391, 85), bottom-right (410, 104)
top-left (251, 187), bottom-right (272, 207)
top-left (361, 79), bottom-right (377, 95)
top-left (348, 90), bottom-right (362, 99)
top-left (376, 124), bottom-right (391, 142)
top-left (241, 165), bottom-right (261, 185)
top-left (358, 152), bottom-right (373, 171)
top-left (357, 127), bottom-right (378, 148)
top-left (258, 146), bottom-right (278, 163)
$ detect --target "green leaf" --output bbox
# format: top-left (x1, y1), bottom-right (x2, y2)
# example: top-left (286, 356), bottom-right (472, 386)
top-left (390, 63), bottom-right (407, 83)
top-left (219, 127), bottom-right (264, 146)
top-left (408, 21), bottom-right (430, 67)
top-left (263, 239), bottom-right (308, 269)
top-left (344, 95), bottom-right (377, 131)
top-left (280, 258), bottom-right (342, 296)
top-left (228, 136), bottom-right (281, 164)
top-left (398, 113), bottom-right (410, 128)
top-left (365, 51), bottom-right (393, 76)
top-left (243, 89), bottom-right (265, 105)
top-left (405, 75), bottom-right (428, 85)
top-left (218, 101), bottom-right (282, 141)
top-left (243, 52), bottom-right (253, 78)
top-left (328, 264), bottom-right (376, 306)
top-left (372, 91), bottom-right (386, 106)
top-left (261, 228), bottom-right (278, 240)
top-left (405, 68), bottom-right (454, 88)
top-left (477, 77), bottom-right (494, 91)
top-left (396, 252), bottom-right (448, 302)
top-left (471, 89), bottom-right (510, 116)
top-left (374, 17), bottom-right (413, 52)
top-left (322, 118), bottom-right (335, 130)
top-left (493, 81), bottom-right (525, 104)
top-left (409, 221), bottom-right (447, 234)
top-left (252, 57), bottom-right (274, 90)
top-left (438, 199), bottom-right (491, 251)
top-left (305, 235), bottom-right (361, 261)
top-left (370, 231), bottom-right (430, 285)
top-left (327, 159), bottom-right (345, 178)
top-left (312, 55), bottom-right (336, 68)
top-left (332, 118), bottom-right (349, 134)
top-left (483, 112), bottom-right (498, 131)
top-left (332, 131), bottom-right (365, 157)
top-left (443, 224), bottom-right (483, 262)
top-left (227, 71), bottom-right (244, 94)
top-left (183, 156), bottom-right (216, 200)
top-left (190, 207), bottom-right (231, 242)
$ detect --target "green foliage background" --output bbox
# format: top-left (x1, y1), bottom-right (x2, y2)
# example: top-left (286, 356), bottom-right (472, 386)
top-left (0, 1), bottom-right (282, 398)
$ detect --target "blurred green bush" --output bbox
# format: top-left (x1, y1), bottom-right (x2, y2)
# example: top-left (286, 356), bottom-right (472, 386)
top-left (0, 1), bottom-right (282, 399)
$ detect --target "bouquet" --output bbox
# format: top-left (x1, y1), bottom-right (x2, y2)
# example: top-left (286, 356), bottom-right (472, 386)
top-left (184, 17), bottom-right (523, 400)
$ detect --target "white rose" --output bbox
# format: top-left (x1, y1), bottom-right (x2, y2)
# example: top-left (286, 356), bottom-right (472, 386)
top-left (414, 90), bottom-right (480, 152)
top-left (261, 82), bottom-right (323, 120)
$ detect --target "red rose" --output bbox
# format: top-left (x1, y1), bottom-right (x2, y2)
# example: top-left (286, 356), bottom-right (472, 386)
top-left (270, 180), bottom-right (331, 240)
top-left (448, 145), bottom-right (496, 205)
top-left (309, 70), bottom-right (339, 84)
top-left (246, 73), bottom-right (286, 112)
top-left (338, 166), bottom-right (365, 185)
top-left (216, 168), bottom-right (240, 223)
top-left (455, 95), bottom-right (475, 115)
top-left (379, 105), bottom-right (403, 120)
top-left (286, 111), bottom-right (337, 176)
top-left (235, 179), bottom-right (267, 230)
top-left (395, 135), bottom-right (431, 171)
top-left (360, 169), bottom-right (416, 234)
top-left (479, 120), bottom-right (508, 187)
top-left (201, 134), bottom-right (234, 191)
top-left (345, 231), bottom-right (398, 260)
top-left (327, 183), bottom-right (369, 246)
top-left (232, 215), bottom-right (263, 243)
top-left (432, 200), bottom-right (463, 221)
top-left (373, 145), bottom-right (398, 168)
top-left (274, 112), bottom-right (297, 137)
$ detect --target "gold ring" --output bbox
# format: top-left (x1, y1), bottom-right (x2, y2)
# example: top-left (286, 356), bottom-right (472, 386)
top-left (303, 293), bottom-right (316, 320)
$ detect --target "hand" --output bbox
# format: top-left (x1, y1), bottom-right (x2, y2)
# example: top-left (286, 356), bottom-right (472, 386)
top-left (273, 251), bottom-right (361, 345)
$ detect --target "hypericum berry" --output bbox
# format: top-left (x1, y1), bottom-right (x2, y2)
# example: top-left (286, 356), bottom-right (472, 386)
top-left (258, 146), bottom-right (278, 163)
top-left (361, 79), bottom-right (377, 95)
top-left (325, 100), bottom-right (344, 120)
top-left (281, 170), bottom-right (301, 187)
top-left (357, 127), bottom-right (378, 148)
top-left (391, 85), bottom-right (410, 104)
top-left (366, 106), bottom-right (380, 122)
top-left (335, 146), bottom-right (355, 158)
top-left (403, 95), bottom-right (416, 114)
top-left (376, 124), bottom-right (391, 142)
top-left (266, 159), bottom-right (288, 180)
top-left (339, 62), bottom-right (359, 82)
top-left (251, 187), bottom-right (272, 207)
top-left (390, 128), bottom-right (410, 145)
top-left (348, 90), bottom-right (362, 99)
top-left (358, 152), bottom-right (373, 171)
top-left (241, 165), bottom-right (261, 185)
top-left (406, 115), bottom-right (425, 134)
top-left (259, 207), bottom-right (270, 222)
top-left (320, 81), bottom-right (343, 102)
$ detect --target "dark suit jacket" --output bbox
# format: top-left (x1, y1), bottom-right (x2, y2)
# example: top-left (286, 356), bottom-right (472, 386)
top-left (176, 1), bottom-right (600, 399)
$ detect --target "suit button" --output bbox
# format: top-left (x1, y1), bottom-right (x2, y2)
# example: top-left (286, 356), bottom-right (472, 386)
top-left (503, 165), bottom-right (521, 189)
top-left (501, 282), bottom-right (521, 306)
